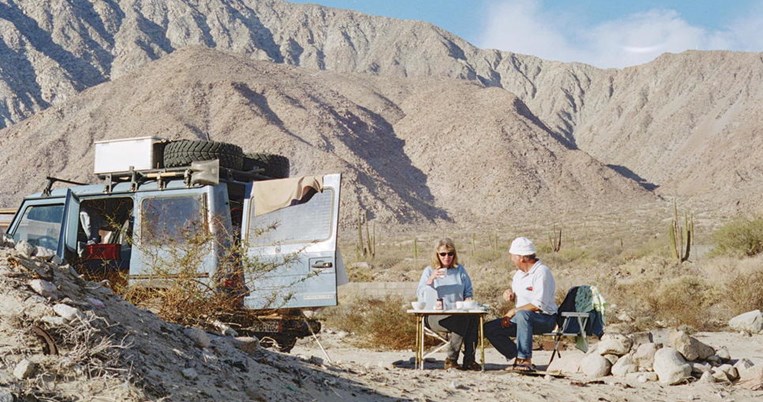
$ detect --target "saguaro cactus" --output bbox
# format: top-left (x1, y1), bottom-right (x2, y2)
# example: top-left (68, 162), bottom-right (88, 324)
top-left (669, 201), bottom-right (694, 263)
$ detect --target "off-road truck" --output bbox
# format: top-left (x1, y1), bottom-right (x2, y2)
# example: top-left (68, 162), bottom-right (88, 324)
top-left (4, 136), bottom-right (344, 351)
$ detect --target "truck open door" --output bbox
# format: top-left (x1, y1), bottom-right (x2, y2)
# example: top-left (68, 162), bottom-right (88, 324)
top-left (242, 174), bottom-right (341, 309)
top-left (56, 189), bottom-right (82, 261)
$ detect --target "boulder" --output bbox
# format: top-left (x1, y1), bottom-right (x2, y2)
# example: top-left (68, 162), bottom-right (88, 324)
top-left (729, 310), bottom-right (763, 333)
top-left (15, 241), bottom-right (35, 258)
top-left (29, 279), bottom-right (58, 299)
top-left (596, 333), bottom-right (632, 356)
top-left (53, 303), bottom-right (84, 322)
top-left (611, 354), bottom-right (638, 377)
top-left (13, 359), bottom-right (36, 379)
top-left (738, 366), bottom-right (763, 391)
top-left (632, 342), bottom-right (658, 370)
top-left (580, 353), bottom-right (611, 378)
top-left (668, 330), bottom-right (714, 361)
top-left (653, 347), bottom-right (692, 385)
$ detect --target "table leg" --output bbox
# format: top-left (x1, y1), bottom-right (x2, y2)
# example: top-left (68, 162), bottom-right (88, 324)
top-left (479, 315), bottom-right (485, 371)
top-left (416, 315), bottom-right (424, 370)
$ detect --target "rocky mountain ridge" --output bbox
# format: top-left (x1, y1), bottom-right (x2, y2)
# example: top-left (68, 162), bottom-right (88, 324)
top-left (1, 0), bottom-right (762, 225)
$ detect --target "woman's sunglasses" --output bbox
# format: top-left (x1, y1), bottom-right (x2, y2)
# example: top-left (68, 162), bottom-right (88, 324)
top-left (438, 252), bottom-right (455, 257)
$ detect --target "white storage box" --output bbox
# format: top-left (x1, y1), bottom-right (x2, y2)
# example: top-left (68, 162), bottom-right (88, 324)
top-left (94, 136), bottom-right (162, 174)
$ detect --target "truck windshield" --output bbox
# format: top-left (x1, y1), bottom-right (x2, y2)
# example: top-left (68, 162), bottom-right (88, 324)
top-left (248, 188), bottom-right (334, 246)
top-left (13, 204), bottom-right (65, 250)
top-left (140, 195), bottom-right (207, 245)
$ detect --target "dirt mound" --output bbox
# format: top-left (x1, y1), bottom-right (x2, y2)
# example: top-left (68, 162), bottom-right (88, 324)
top-left (0, 242), bottom-right (407, 401)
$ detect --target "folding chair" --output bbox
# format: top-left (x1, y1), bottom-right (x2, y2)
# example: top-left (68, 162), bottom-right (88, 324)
top-left (423, 326), bottom-right (451, 360)
top-left (545, 286), bottom-right (595, 365)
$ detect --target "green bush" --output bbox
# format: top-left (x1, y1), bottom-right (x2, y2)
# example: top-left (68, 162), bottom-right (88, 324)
top-left (646, 275), bottom-right (723, 330)
top-left (711, 217), bottom-right (763, 257)
top-left (319, 296), bottom-right (417, 350)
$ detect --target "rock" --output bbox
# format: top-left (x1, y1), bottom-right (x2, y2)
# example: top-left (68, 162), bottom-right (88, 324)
top-left (718, 364), bottom-right (739, 381)
top-left (580, 353), bottom-right (611, 377)
top-left (738, 366), bottom-right (763, 390)
top-left (53, 303), bottom-right (84, 322)
top-left (668, 330), bottom-right (714, 361)
top-left (626, 372), bottom-right (658, 383)
top-left (33, 246), bottom-right (56, 260)
top-left (698, 371), bottom-right (715, 383)
top-left (715, 346), bottom-right (730, 361)
top-left (734, 358), bottom-right (754, 370)
top-left (706, 355), bottom-right (722, 365)
top-left (629, 331), bottom-right (654, 347)
top-left (729, 310), bottom-right (763, 333)
top-left (546, 350), bottom-right (583, 374)
top-left (603, 354), bottom-right (619, 365)
top-left (181, 367), bottom-right (198, 380)
top-left (86, 297), bottom-right (106, 309)
top-left (0, 389), bottom-right (14, 402)
top-left (13, 359), bottom-right (36, 379)
top-left (234, 336), bottom-right (259, 354)
top-left (308, 356), bottom-right (324, 366)
top-left (611, 354), bottom-right (638, 377)
top-left (711, 368), bottom-right (731, 383)
top-left (15, 241), bottom-right (35, 257)
top-left (690, 362), bottom-right (712, 374)
top-left (184, 327), bottom-right (211, 348)
top-left (653, 347), bottom-right (692, 385)
top-left (50, 255), bottom-right (64, 265)
top-left (596, 333), bottom-right (633, 356)
top-left (617, 312), bottom-right (633, 322)
top-left (632, 343), bottom-right (658, 370)
top-left (40, 316), bottom-right (66, 326)
top-left (29, 279), bottom-right (58, 299)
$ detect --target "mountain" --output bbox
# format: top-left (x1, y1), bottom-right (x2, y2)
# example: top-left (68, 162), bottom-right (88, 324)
top-left (1, 0), bottom-right (762, 224)
top-left (0, 47), bottom-right (654, 227)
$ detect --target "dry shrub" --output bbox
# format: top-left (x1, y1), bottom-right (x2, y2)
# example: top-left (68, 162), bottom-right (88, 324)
top-left (645, 275), bottom-right (723, 330)
top-left (320, 295), bottom-right (416, 350)
top-left (723, 270), bottom-right (763, 315)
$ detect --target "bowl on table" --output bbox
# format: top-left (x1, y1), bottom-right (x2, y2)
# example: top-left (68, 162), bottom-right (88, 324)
top-left (463, 300), bottom-right (479, 309)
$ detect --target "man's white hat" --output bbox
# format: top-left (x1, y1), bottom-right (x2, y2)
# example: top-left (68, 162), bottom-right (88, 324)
top-left (509, 237), bottom-right (536, 256)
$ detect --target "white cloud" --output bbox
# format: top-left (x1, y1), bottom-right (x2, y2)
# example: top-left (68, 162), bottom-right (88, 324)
top-left (477, 0), bottom-right (762, 68)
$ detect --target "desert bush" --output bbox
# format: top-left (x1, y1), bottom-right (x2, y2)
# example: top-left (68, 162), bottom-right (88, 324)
top-left (645, 275), bottom-right (723, 330)
top-left (319, 295), bottom-right (416, 350)
top-left (722, 270), bottom-right (763, 315)
top-left (710, 216), bottom-right (763, 257)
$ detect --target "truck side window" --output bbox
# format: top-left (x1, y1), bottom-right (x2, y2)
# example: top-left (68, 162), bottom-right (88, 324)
top-left (140, 195), bottom-right (207, 245)
top-left (249, 189), bottom-right (334, 246)
top-left (13, 204), bottom-right (65, 249)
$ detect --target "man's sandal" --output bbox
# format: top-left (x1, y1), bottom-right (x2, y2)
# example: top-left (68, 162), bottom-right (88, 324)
top-left (507, 358), bottom-right (536, 372)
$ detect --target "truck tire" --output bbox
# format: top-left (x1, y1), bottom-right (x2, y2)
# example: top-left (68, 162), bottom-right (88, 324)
top-left (242, 153), bottom-right (290, 178)
top-left (163, 140), bottom-right (244, 170)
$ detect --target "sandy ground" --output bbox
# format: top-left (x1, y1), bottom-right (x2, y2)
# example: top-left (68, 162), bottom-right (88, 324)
top-left (289, 329), bottom-right (763, 402)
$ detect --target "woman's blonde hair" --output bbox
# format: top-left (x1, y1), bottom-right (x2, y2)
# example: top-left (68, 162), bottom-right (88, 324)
top-left (431, 238), bottom-right (459, 268)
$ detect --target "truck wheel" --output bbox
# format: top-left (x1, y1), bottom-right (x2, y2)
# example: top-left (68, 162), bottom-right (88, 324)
top-left (242, 153), bottom-right (290, 178)
top-left (163, 140), bottom-right (244, 170)
top-left (277, 336), bottom-right (297, 353)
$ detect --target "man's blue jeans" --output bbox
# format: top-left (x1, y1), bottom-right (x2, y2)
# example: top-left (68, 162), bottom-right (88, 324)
top-left (484, 310), bottom-right (557, 361)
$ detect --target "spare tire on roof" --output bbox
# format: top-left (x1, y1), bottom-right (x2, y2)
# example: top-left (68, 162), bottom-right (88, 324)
top-left (243, 153), bottom-right (290, 178)
top-left (163, 140), bottom-right (244, 170)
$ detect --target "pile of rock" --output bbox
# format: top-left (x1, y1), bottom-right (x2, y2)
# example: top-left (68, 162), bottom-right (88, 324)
top-left (550, 326), bottom-right (762, 389)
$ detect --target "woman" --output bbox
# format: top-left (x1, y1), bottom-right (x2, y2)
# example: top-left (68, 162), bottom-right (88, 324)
top-left (416, 238), bottom-right (479, 370)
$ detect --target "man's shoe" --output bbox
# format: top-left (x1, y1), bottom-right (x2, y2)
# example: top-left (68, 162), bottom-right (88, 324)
top-left (444, 358), bottom-right (460, 370)
top-left (460, 361), bottom-right (481, 371)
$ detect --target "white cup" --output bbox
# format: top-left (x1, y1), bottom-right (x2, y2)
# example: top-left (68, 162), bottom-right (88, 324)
top-left (411, 301), bottom-right (426, 310)
top-left (455, 301), bottom-right (465, 310)
top-left (463, 300), bottom-right (478, 309)
top-left (436, 268), bottom-right (447, 278)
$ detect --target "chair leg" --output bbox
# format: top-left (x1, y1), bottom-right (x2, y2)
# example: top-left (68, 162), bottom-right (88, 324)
top-left (548, 335), bottom-right (562, 365)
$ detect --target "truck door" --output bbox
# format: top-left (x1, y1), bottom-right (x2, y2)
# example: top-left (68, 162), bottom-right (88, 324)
top-left (57, 190), bottom-right (81, 260)
top-left (242, 174), bottom-right (341, 309)
top-left (128, 188), bottom-right (216, 286)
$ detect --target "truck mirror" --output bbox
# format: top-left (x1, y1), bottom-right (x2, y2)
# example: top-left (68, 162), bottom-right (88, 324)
top-left (190, 159), bottom-right (220, 186)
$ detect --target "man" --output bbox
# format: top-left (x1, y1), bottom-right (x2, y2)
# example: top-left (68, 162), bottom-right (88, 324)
top-left (484, 237), bottom-right (558, 371)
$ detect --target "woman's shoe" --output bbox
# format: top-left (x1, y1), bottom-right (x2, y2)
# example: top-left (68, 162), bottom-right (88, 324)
top-left (460, 361), bottom-right (481, 371)
top-left (444, 358), bottom-right (460, 370)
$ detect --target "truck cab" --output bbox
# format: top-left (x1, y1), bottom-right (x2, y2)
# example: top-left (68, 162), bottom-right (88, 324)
top-left (4, 137), bottom-right (343, 350)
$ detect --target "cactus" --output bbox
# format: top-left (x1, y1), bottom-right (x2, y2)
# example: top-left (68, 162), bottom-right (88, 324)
top-left (669, 200), bottom-right (694, 263)
top-left (356, 209), bottom-right (375, 259)
top-left (548, 227), bottom-right (562, 252)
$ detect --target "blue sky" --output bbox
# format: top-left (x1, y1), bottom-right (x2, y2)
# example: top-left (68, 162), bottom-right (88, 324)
top-left (287, 0), bottom-right (763, 68)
